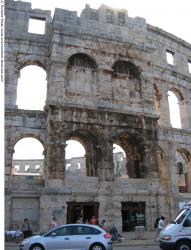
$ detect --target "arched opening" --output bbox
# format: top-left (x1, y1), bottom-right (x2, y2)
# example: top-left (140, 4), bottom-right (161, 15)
top-left (16, 65), bottom-right (47, 110)
top-left (113, 134), bottom-right (146, 179)
top-left (65, 140), bottom-right (86, 176)
top-left (12, 137), bottom-right (44, 177)
top-left (167, 90), bottom-right (181, 128)
top-left (176, 149), bottom-right (191, 193)
top-left (112, 60), bottom-right (140, 79)
top-left (67, 53), bottom-right (97, 69)
top-left (113, 143), bottom-right (127, 178)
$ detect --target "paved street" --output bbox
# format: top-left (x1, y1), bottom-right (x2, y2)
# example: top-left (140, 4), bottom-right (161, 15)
top-left (5, 243), bottom-right (160, 250)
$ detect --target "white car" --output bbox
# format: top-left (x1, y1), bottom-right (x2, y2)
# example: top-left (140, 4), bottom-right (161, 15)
top-left (159, 205), bottom-right (191, 250)
top-left (20, 224), bottom-right (113, 250)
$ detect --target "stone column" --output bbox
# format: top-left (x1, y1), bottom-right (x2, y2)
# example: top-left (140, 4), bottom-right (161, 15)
top-left (179, 99), bottom-right (191, 129)
top-left (97, 138), bottom-right (114, 181)
top-left (159, 92), bottom-right (171, 127)
top-left (5, 62), bottom-right (19, 109)
top-left (45, 116), bottom-right (67, 186)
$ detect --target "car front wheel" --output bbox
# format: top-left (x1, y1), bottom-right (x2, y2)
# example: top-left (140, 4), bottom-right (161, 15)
top-left (90, 243), bottom-right (105, 250)
top-left (176, 241), bottom-right (191, 250)
top-left (29, 243), bottom-right (44, 250)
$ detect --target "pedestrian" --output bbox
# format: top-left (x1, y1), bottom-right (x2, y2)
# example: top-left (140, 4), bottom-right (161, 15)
top-left (156, 216), bottom-right (166, 241)
top-left (90, 215), bottom-right (97, 225)
top-left (21, 218), bottom-right (32, 239)
top-left (49, 217), bottom-right (59, 229)
top-left (76, 216), bottom-right (83, 224)
top-left (154, 217), bottom-right (160, 241)
top-left (99, 219), bottom-right (106, 229)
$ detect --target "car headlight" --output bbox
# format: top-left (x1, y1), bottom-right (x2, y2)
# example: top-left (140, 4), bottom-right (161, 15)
top-left (162, 235), bottom-right (172, 241)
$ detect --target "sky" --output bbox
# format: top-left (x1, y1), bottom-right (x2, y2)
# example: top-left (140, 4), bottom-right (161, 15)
top-left (23, 0), bottom-right (191, 43)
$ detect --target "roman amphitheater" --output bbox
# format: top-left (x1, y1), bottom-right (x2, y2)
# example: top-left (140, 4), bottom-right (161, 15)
top-left (5, 0), bottom-right (191, 232)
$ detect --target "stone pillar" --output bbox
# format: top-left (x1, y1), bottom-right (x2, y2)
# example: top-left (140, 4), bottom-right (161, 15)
top-left (97, 138), bottom-right (114, 181)
top-left (160, 92), bottom-right (171, 127)
top-left (5, 63), bottom-right (19, 109)
top-left (144, 146), bottom-right (159, 178)
top-left (179, 99), bottom-right (191, 129)
top-left (45, 116), bottom-right (67, 186)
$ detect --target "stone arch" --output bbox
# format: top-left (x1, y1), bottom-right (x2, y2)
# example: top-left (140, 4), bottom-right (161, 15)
top-left (66, 53), bottom-right (97, 69)
top-left (167, 88), bottom-right (184, 128)
top-left (64, 129), bottom-right (98, 177)
top-left (112, 143), bottom-right (127, 178)
top-left (17, 60), bottom-right (47, 71)
top-left (112, 133), bottom-right (146, 178)
top-left (16, 62), bottom-right (47, 110)
top-left (11, 135), bottom-right (45, 177)
top-left (65, 53), bottom-right (98, 97)
top-left (176, 148), bottom-right (191, 193)
top-left (112, 60), bottom-right (141, 79)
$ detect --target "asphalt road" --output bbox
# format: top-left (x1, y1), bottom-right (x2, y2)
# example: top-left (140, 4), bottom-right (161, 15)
top-left (5, 244), bottom-right (161, 250)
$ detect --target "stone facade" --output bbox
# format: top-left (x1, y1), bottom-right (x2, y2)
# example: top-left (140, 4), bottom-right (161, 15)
top-left (5, 0), bottom-right (191, 233)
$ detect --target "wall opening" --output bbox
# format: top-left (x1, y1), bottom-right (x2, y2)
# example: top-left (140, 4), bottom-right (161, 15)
top-left (12, 137), bottom-right (44, 177)
top-left (16, 65), bottom-right (47, 110)
top-left (188, 60), bottom-right (191, 73)
top-left (28, 17), bottom-right (46, 34)
top-left (113, 144), bottom-right (127, 178)
top-left (65, 140), bottom-right (86, 176)
top-left (167, 90), bottom-right (181, 128)
top-left (166, 50), bottom-right (174, 65)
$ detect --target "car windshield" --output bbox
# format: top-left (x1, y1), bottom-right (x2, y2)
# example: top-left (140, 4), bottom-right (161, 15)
top-left (173, 209), bottom-right (190, 224)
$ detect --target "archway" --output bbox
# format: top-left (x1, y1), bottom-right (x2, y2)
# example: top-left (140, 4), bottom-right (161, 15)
top-left (12, 137), bottom-right (44, 177)
top-left (167, 90), bottom-right (182, 128)
top-left (16, 65), bottom-right (47, 110)
top-left (65, 140), bottom-right (86, 176)
top-left (113, 143), bottom-right (127, 178)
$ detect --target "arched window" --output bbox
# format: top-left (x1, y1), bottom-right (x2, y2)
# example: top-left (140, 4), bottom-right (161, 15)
top-left (113, 143), bottom-right (127, 178)
top-left (16, 65), bottom-right (47, 110)
top-left (12, 137), bottom-right (44, 177)
top-left (67, 53), bottom-right (97, 69)
top-left (65, 140), bottom-right (86, 176)
top-left (112, 60), bottom-right (140, 79)
top-left (167, 90), bottom-right (181, 128)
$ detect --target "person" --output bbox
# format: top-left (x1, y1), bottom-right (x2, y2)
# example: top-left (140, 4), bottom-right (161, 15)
top-left (158, 216), bottom-right (166, 232)
top-left (156, 216), bottom-right (166, 241)
top-left (76, 216), bottom-right (83, 224)
top-left (154, 217), bottom-right (160, 241)
top-left (90, 216), bottom-right (97, 225)
top-left (84, 219), bottom-right (89, 224)
top-left (21, 218), bottom-right (32, 239)
top-left (99, 219), bottom-right (106, 229)
top-left (49, 217), bottom-right (59, 229)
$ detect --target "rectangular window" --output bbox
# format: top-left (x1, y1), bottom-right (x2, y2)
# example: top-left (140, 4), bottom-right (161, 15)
top-left (166, 50), bottom-right (174, 65)
top-left (106, 9), bottom-right (113, 23)
top-left (118, 12), bottom-right (125, 25)
top-left (90, 10), bottom-right (98, 21)
top-left (188, 60), bottom-right (191, 73)
top-left (25, 165), bottom-right (30, 171)
top-left (28, 17), bottom-right (46, 34)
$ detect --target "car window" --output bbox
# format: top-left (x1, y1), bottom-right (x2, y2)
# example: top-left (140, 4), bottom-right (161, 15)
top-left (69, 225), bottom-right (101, 235)
top-left (44, 226), bottom-right (71, 237)
top-left (183, 212), bottom-right (191, 227)
top-left (174, 209), bottom-right (189, 224)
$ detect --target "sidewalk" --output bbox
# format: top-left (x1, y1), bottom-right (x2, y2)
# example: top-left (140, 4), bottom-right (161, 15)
top-left (113, 231), bottom-right (158, 247)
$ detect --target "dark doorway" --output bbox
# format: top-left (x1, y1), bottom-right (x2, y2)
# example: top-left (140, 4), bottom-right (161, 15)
top-left (67, 202), bottom-right (99, 224)
top-left (121, 202), bottom-right (145, 231)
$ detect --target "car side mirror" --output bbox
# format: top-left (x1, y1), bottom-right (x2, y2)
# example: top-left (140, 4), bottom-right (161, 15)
top-left (51, 232), bottom-right (56, 237)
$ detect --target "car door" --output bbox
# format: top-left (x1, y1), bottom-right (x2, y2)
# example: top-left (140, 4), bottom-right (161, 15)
top-left (69, 225), bottom-right (100, 250)
top-left (182, 211), bottom-right (191, 235)
top-left (44, 226), bottom-right (71, 250)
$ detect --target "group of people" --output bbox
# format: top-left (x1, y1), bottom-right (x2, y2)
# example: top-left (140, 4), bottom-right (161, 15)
top-left (154, 216), bottom-right (166, 241)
